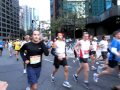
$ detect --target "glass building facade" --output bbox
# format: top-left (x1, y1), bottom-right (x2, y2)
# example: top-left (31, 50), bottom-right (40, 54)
top-left (19, 6), bottom-right (39, 32)
top-left (89, 0), bottom-right (112, 16)
top-left (0, 0), bottom-right (20, 39)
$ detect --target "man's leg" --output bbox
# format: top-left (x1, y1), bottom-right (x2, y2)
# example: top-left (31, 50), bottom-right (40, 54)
top-left (51, 57), bottom-right (59, 82)
top-left (64, 66), bottom-right (69, 81)
top-left (63, 65), bottom-right (71, 88)
top-left (93, 60), bottom-right (117, 82)
top-left (83, 63), bottom-right (89, 82)
top-left (90, 54), bottom-right (96, 70)
top-left (52, 67), bottom-right (58, 76)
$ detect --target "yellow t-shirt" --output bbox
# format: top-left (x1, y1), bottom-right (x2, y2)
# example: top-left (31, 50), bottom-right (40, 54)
top-left (14, 42), bottom-right (21, 50)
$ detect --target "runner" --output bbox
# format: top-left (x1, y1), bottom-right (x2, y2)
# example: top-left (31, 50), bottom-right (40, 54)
top-left (20, 30), bottom-right (49, 90)
top-left (8, 40), bottom-right (13, 57)
top-left (0, 40), bottom-right (4, 56)
top-left (89, 37), bottom-right (98, 70)
top-left (99, 35), bottom-right (109, 64)
top-left (93, 30), bottom-right (120, 83)
top-left (14, 39), bottom-right (21, 61)
top-left (73, 32), bottom-right (91, 89)
top-left (21, 35), bottom-right (30, 74)
top-left (51, 32), bottom-right (72, 88)
top-left (73, 39), bottom-right (79, 63)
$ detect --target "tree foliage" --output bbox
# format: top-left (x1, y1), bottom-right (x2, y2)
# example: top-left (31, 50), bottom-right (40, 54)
top-left (50, 0), bottom-right (89, 38)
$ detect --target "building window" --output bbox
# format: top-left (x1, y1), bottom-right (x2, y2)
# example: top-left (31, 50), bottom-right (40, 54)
top-left (2, 3), bottom-right (5, 8)
top-left (2, 28), bottom-right (6, 32)
top-left (2, 18), bottom-right (6, 22)
top-left (2, 23), bottom-right (6, 27)
top-left (2, 0), bottom-right (5, 3)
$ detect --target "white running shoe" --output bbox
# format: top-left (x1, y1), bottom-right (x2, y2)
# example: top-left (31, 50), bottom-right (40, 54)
top-left (91, 66), bottom-right (97, 71)
top-left (26, 87), bottom-right (30, 90)
top-left (63, 81), bottom-right (72, 88)
top-left (23, 69), bottom-right (27, 74)
top-left (51, 74), bottom-right (55, 82)
top-left (96, 62), bottom-right (99, 65)
top-left (93, 73), bottom-right (99, 82)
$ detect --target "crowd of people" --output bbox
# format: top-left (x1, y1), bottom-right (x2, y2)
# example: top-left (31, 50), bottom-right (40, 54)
top-left (0, 30), bottom-right (120, 90)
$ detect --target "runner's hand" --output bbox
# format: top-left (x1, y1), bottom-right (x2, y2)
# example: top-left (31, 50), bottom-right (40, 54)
top-left (25, 60), bottom-right (30, 64)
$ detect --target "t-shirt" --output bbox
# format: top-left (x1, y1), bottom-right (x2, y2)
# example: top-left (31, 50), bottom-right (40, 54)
top-left (109, 38), bottom-right (120, 62)
top-left (99, 40), bottom-right (108, 52)
top-left (8, 42), bottom-right (13, 48)
top-left (79, 40), bottom-right (90, 58)
top-left (14, 42), bottom-right (21, 50)
top-left (20, 41), bottom-right (49, 68)
top-left (91, 41), bottom-right (98, 51)
top-left (55, 40), bottom-right (66, 54)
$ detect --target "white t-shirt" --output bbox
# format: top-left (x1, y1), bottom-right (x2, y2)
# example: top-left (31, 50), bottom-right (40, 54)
top-left (8, 42), bottom-right (12, 48)
top-left (55, 40), bottom-right (66, 54)
top-left (99, 40), bottom-right (108, 52)
top-left (79, 40), bottom-right (90, 58)
top-left (91, 41), bottom-right (98, 51)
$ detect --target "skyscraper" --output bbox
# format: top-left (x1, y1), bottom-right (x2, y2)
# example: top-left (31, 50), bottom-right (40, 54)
top-left (0, 0), bottom-right (20, 40)
top-left (19, 6), bottom-right (39, 32)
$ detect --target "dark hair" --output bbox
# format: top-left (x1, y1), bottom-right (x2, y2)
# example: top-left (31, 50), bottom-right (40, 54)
top-left (113, 30), bottom-right (120, 37)
top-left (102, 35), bottom-right (106, 40)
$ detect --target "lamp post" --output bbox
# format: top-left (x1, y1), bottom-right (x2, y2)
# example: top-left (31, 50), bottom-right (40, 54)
top-left (32, 20), bottom-right (41, 32)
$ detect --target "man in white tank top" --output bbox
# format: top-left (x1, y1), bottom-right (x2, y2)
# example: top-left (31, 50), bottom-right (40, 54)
top-left (51, 32), bottom-right (72, 88)
top-left (73, 32), bottom-right (91, 89)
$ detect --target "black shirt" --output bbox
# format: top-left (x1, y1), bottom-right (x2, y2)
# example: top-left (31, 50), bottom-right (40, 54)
top-left (20, 41), bottom-right (49, 68)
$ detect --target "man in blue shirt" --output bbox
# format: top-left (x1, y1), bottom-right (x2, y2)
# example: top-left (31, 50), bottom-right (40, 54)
top-left (93, 30), bottom-right (120, 82)
top-left (0, 40), bottom-right (4, 56)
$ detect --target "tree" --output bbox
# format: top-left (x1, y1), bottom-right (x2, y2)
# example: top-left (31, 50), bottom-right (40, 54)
top-left (50, 0), bottom-right (89, 39)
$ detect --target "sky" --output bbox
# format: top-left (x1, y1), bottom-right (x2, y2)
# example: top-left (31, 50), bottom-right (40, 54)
top-left (19, 0), bottom-right (50, 22)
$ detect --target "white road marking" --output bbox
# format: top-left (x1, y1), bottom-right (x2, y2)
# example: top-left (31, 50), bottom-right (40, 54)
top-left (44, 59), bottom-right (53, 63)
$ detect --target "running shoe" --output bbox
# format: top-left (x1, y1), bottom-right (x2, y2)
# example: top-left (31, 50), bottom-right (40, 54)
top-left (93, 73), bottom-right (99, 82)
top-left (73, 74), bottom-right (78, 82)
top-left (23, 69), bottom-right (27, 74)
top-left (91, 66), bottom-right (97, 71)
top-left (83, 82), bottom-right (90, 89)
top-left (51, 74), bottom-right (55, 82)
top-left (63, 81), bottom-right (72, 88)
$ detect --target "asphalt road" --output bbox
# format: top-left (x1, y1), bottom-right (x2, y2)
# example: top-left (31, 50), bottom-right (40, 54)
top-left (0, 49), bottom-right (119, 90)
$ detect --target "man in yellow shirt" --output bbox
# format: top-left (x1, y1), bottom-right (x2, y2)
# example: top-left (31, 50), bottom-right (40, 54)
top-left (14, 39), bottom-right (21, 61)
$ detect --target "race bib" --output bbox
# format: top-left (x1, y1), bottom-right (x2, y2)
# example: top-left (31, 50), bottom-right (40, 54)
top-left (30, 55), bottom-right (41, 64)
